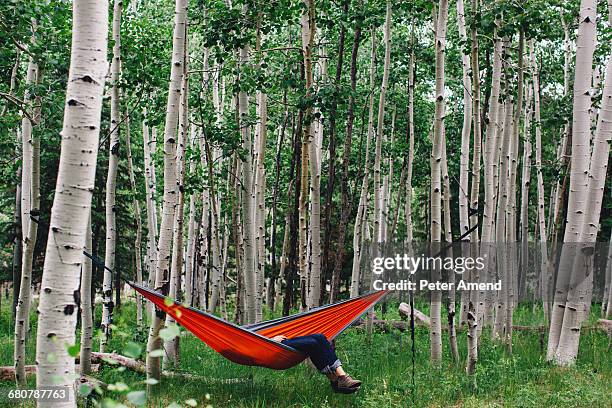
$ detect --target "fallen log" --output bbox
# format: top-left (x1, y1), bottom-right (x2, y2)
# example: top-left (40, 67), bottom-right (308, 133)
top-left (0, 364), bottom-right (99, 381)
top-left (89, 352), bottom-right (145, 373)
top-left (398, 302), bottom-right (431, 326)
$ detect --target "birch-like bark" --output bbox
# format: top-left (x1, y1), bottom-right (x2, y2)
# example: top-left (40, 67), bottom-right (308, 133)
top-left (146, 0), bottom-right (186, 385)
top-left (547, 0), bottom-right (596, 363)
top-left (405, 25), bottom-right (415, 244)
top-left (164, 41), bottom-right (188, 367)
top-left (79, 214), bottom-right (93, 375)
top-left (35, 0), bottom-right (108, 403)
top-left (466, 0), bottom-right (482, 374)
top-left (457, 0), bottom-right (472, 237)
top-left (185, 129), bottom-right (197, 307)
top-left (14, 36), bottom-right (40, 388)
top-left (101, 0), bottom-right (123, 352)
top-left (530, 41), bottom-right (552, 322)
top-left (300, 0), bottom-right (322, 309)
top-left (430, 0), bottom-right (448, 365)
top-left (350, 28), bottom-right (376, 298)
top-left (143, 111), bottom-right (159, 291)
top-left (553, 3), bottom-right (612, 364)
top-left (125, 109), bottom-right (144, 331)
top-left (238, 40), bottom-right (258, 323)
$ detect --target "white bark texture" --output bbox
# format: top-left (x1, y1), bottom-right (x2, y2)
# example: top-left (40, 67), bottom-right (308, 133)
top-left (547, 0), bottom-right (597, 363)
top-left (79, 214), bottom-right (93, 376)
top-left (146, 0), bottom-right (186, 384)
top-left (14, 42), bottom-right (40, 388)
top-left (101, 0), bottom-right (122, 353)
top-left (430, 0), bottom-right (448, 365)
top-left (35, 0), bottom-right (108, 404)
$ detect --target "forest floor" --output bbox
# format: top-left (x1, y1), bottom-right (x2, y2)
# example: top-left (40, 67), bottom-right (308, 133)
top-left (0, 296), bottom-right (610, 407)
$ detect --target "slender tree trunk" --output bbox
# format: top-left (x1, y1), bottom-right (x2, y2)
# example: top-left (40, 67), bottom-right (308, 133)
top-left (457, 0), bottom-right (472, 238)
top-left (143, 110), bottom-right (159, 296)
top-left (14, 34), bottom-right (40, 387)
top-left (80, 214), bottom-right (93, 376)
top-left (35, 0), bottom-right (108, 403)
top-left (350, 27), bottom-right (376, 298)
top-left (405, 25), bottom-right (415, 244)
top-left (125, 109), bottom-right (144, 332)
top-left (332, 14), bottom-right (361, 303)
top-left (429, 0), bottom-right (448, 366)
top-left (146, 0), bottom-right (186, 386)
top-left (101, 0), bottom-right (123, 352)
top-left (164, 39), bottom-right (188, 368)
top-left (466, 0), bottom-right (482, 375)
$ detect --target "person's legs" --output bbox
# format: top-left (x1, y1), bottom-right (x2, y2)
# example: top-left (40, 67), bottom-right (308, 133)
top-left (281, 334), bottom-right (361, 393)
top-left (281, 334), bottom-right (340, 373)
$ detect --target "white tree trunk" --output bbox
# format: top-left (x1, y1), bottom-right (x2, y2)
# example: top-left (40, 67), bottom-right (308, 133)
top-left (547, 0), bottom-right (597, 363)
top-left (101, 0), bottom-right (122, 352)
top-left (350, 28), bottom-right (376, 298)
top-left (430, 0), bottom-right (448, 366)
top-left (79, 214), bottom-right (94, 376)
top-left (457, 0), bottom-right (472, 237)
top-left (35, 0), bottom-right (108, 403)
top-left (146, 0), bottom-right (186, 384)
top-left (14, 42), bottom-right (40, 388)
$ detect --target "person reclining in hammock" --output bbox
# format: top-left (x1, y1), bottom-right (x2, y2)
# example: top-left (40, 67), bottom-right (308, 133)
top-left (271, 333), bottom-right (362, 393)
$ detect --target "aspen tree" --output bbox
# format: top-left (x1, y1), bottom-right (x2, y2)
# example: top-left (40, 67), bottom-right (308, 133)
top-left (457, 0), bottom-right (472, 237)
top-left (146, 0), bottom-right (186, 385)
top-left (553, 3), bottom-right (612, 365)
top-left (546, 0), bottom-right (597, 363)
top-left (14, 28), bottom-right (40, 387)
top-left (79, 215), bottom-right (93, 375)
top-left (35, 0), bottom-right (108, 403)
top-left (125, 109), bottom-right (144, 331)
top-left (430, 0), bottom-right (448, 365)
top-left (101, 0), bottom-right (123, 352)
top-left (529, 40), bottom-right (552, 321)
top-left (350, 27), bottom-right (376, 298)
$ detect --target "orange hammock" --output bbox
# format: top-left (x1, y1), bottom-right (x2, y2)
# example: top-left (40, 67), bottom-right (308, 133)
top-left (130, 282), bottom-right (387, 370)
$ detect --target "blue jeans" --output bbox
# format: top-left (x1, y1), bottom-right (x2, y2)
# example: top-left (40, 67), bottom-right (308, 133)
top-left (282, 333), bottom-right (342, 374)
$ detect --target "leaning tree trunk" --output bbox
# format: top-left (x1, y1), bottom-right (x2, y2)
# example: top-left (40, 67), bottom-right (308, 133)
top-left (430, 0), bottom-right (448, 366)
top-left (35, 0), bottom-right (108, 404)
top-left (101, 0), bottom-right (122, 353)
top-left (146, 0), bottom-right (186, 387)
top-left (14, 37), bottom-right (40, 388)
top-left (547, 0), bottom-right (597, 363)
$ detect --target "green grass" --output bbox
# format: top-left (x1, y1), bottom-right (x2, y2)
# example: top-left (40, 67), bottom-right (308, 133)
top-left (0, 295), bottom-right (610, 407)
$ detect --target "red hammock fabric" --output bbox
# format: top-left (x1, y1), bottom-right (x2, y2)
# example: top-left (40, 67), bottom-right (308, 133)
top-left (131, 283), bottom-right (387, 370)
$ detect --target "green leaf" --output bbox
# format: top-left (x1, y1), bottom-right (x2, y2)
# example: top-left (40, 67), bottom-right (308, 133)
top-left (164, 297), bottom-right (175, 306)
top-left (159, 324), bottom-right (181, 341)
top-left (67, 343), bottom-right (80, 357)
top-left (124, 341), bottom-right (143, 359)
top-left (127, 390), bottom-right (147, 406)
top-left (149, 349), bottom-right (164, 358)
top-left (78, 384), bottom-right (92, 396)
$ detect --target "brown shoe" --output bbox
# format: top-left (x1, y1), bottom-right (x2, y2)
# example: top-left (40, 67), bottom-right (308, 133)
top-left (332, 375), bottom-right (362, 393)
